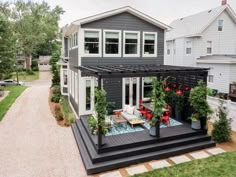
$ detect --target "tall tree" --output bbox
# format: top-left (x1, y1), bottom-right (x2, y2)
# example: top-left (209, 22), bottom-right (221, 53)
top-left (0, 14), bottom-right (16, 79)
top-left (10, 1), bottom-right (64, 69)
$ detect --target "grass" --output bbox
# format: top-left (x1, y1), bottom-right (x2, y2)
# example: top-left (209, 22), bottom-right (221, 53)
top-left (11, 71), bottom-right (39, 82)
top-left (0, 86), bottom-right (27, 121)
top-left (131, 152), bottom-right (236, 177)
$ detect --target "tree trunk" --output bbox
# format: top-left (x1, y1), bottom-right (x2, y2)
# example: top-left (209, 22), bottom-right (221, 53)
top-left (25, 54), bottom-right (32, 70)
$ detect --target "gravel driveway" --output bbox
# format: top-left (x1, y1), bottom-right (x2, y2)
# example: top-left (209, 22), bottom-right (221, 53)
top-left (0, 72), bottom-right (88, 177)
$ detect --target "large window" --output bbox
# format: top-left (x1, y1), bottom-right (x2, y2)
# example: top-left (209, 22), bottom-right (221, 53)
top-left (142, 77), bottom-right (152, 99)
top-left (218, 20), bottom-right (224, 31)
top-left (123, 31), bottom-right (140, 57)
top-left (207, 41), bottom-right (212, 54)
top-left (103, 30), bottom-right (121, 57)
top-left (84, 30), bottom-right (101, 56)
top-left (185, 41), bottom-right (192, 55)
top-left (143, 32), bottom-right (157, 57)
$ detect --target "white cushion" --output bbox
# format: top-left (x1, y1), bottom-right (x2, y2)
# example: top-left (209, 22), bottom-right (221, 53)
top-left (127, 106), bottom-right (134, 115)
top-left (123, 104), bottom-right (129, 112)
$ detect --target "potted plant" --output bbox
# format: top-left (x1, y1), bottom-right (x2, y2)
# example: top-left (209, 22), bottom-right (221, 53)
top-left (0, 87), bottom-right (4, 97)
top-left (149, 78), bottom-right (166, 137)
top-left (189, 80), bottom-right (212, 130)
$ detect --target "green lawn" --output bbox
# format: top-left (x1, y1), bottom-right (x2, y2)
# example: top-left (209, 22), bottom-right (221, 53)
top-left (132, 152), bottom-right (236, 177)
top-left (11, 71), bottom-right (39, 82)
top-left (0, 86), bottom-right (27, 121)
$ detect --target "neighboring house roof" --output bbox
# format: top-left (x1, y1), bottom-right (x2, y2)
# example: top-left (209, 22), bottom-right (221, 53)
top-left (39, 56), bottom-right (51, 65)
top-left (197, 55), bottom-right (236, 64)
top-left (166, 4), bottom-right (236, 40)
top-left (65, 6), bottom-right (171, 36)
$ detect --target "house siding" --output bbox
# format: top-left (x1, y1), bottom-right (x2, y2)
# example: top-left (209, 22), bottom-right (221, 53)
top-left (81, 12), bottom-right (164, 66)
top-left (69, 48), bottom-right (79, 67)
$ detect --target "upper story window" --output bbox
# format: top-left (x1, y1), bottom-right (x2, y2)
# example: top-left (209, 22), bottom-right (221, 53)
top-left (103, 30), bottom-right (121, 57)
top-left (185, 41), bottom-right (192, 55)
top-left (84, 29), bottom-right (101, 56)
top-left (123, 31), bottom-right (140, 57)
top-left (69, 32), bottom-right (78, 49)
top-left (143, 32), bottom-right (157, 57)
top-left (207, 41), bottom-right (212, 54)
top-left (218, 20), bottom-right (224, 31)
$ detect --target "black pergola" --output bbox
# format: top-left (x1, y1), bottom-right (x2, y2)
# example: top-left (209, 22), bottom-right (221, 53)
top-left (76, 64), bottom-right (209, 148)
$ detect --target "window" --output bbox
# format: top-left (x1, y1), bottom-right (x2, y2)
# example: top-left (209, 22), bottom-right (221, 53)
top-left (207, 41), bottom-right (212, 54)
top-left (218, 20), bottom-right (223, 31)
top-left (63, 69), bottom-right (68, 86)
top-left (86, 80), bottom-right (91, 111)
top-left (186, 41), bottom-right (192, 55)
top-left (69, 70), bottom-right (72, 94)
top-left (208, 75), bottom-right (214, 83)
top-left (71, 71), bottom-right (74, 98)
top-left (143, 32), bottom-right (157, 57)
top-left (142, 77), bottom-right (153, 99)
top-left (75, 72), bottom-right (78, 103)
top-left (123, 31), bottom-right (140, 57)
top-left (167, 43), bottom-right (171, 55)
top-left (103, 30), bottom-right (121, 57)
top-left (84, 30), bottom-right (101, 56)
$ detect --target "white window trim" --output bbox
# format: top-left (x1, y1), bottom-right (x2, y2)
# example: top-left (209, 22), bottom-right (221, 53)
top-left (62, 69), bottom-right (68, 87)
top-left (75, 72), bottom-right (78, 103)
top-left (142, 32), bottom-right (157, 57)
top-left (142, 77), bottom-right (153, 100)
top-left (103, 29), bottom-right (121, 57)
top-left (72, 70), bottom-right (74, 98)
top-left (69, 70), bottom-right (72, 94)
top-left (206, 41), bottom-right (212, 55)
top-left (123, 31), bottom-right (140, 57)
top-left (185, 40), bottom-right (192, 56)
top-left (166, 43), bottom-right (171, 56)
top-left (218, 20), bottom-right (224, 32)
top-left (82, 28), bottom-right (102, 57)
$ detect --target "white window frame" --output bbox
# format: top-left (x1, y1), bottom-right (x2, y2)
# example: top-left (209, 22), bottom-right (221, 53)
top-left (206, 41), bottom-right (212, 55)
top-left (75, 72), bottom-right (78, 103)
top-left (71, 70), bottom-right (74, 98)
top-left (62, 69), bottom-right (68, 87)
top-left (103, 30), bottom-right (121, 57)
top-left (218, 20), bottom-right (224, 32)
top-left (185, 40), bottom-right (192, 55)
top-left (123, 31), bottom-right (140, 57)
top-left (82, 29), bottom-right (102, 57)
top-left (208, 75), bottom-right (214, 83)
top-left (69, 70), bottom-right (72, 94)
top-left (142, 77), bottom-right (154, 100)
top-left (166, 43), bottom-right (171, 55)
top-left (142, 32), bottom-right (157, 57)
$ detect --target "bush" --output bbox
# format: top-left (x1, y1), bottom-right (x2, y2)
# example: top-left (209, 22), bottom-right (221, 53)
top-left (26, 70), bottom-right (35, 75)
top-left (52, 85), bottom-right (61, 95)
top-left (31, 60), bottom-right (39, 71)
top-left (66, 113), bottom-right (75, 123)
top-left (52, 67), bottom-right (60, 86)
top-left (54, 105), bottom-right (63, 121)
top-left (51, 94), bottom-right (60, 103)
top-left (212, 101), bottom-right (231, 143)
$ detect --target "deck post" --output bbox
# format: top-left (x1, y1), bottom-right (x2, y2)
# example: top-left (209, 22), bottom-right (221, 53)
top-left (97, 76), bottom-right (102, 149)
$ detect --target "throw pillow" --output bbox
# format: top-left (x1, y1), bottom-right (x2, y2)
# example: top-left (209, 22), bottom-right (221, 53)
top-left (127, 105), bottom-right (134, 115)
top-left (123, 104), bottom-right (129, 112)
top-left (133, 109), bottom-right (141, 118)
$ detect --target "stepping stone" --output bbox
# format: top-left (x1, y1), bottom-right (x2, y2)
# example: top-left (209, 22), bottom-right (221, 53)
top-left (189, 151), bottom-right (210, 159)
top-left (170, 155), bottom-right (191, 164)
top-left (149, 160), bottom-right (171, 169)
top-left (99, 171), bottom-right (122, 177)
top-left (206, 148), bottom-right (225, 155)
top-left (126, 165), bottom-right (148, 176)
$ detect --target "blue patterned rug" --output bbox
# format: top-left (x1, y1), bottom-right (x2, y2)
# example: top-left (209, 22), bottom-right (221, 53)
top-left (106, 117), bottom-right (182, 136)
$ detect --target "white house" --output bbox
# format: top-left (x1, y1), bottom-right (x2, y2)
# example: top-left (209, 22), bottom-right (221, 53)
top-left (165, 2), bottom-right (236, 93)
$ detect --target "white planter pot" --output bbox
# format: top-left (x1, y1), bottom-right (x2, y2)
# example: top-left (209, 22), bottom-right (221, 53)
top-left (191, 120), bottom-right (201, 130)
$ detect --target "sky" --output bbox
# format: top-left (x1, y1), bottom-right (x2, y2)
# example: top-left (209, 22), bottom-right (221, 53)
top-left (7, 0), bottom-right (236, 27)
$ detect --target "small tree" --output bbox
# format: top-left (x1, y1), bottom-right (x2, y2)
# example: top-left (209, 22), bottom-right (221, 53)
top-left (212, 101), bottom-right (231, 143)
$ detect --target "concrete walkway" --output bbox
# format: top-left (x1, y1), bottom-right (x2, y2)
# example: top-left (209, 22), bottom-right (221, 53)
top-left (0, 72), bottom-right (87, 177)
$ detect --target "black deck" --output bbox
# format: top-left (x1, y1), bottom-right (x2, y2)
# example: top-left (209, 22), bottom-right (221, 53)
top-left (72, 115), bottom-right (215, 175)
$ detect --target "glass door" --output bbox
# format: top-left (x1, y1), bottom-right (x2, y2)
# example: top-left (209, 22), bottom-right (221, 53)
top-left (123, 77), bottom-right (140, 108)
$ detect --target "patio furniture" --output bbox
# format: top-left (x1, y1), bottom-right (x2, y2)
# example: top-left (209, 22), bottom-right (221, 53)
top-left (142, 103), bottom-right (169, 113)
top-left (128, 118), bottom-right (145, 128)
top-left (111, 114), bottom-right (127, 129)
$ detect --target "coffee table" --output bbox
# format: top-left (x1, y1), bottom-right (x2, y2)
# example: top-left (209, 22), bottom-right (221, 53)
top-left (111, 115), bottom-right (127, 129)
top-left (128, 118), bottom-right (145, 128)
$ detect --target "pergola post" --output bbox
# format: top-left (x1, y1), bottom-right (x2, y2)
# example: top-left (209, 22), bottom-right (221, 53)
top-left (97, 76), bottom-right (102, 149)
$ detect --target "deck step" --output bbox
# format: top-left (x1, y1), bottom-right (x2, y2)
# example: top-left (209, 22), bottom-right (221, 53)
top-left (76, 119), bottom-right (212, 163)
top-left (72, 123), bottom-right (215, 175)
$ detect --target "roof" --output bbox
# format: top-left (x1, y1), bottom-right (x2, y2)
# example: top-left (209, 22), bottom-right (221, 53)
top-left (64, 6), bottom-right (171, 36)
top-left (166, 4), bottom-right (236, 40)
top-left (76, 64), bottom-right (209, 78)
top-left (197, 55), bottom-right (236, 64)
top-left (39, 56), bottom-right (51, 64)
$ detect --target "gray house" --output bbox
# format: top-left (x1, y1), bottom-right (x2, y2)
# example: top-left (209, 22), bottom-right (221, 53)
top-left (60, 6), bottom-right (170, 117)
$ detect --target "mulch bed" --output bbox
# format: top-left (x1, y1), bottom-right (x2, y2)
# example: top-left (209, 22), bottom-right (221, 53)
top-left (48, 88), bottom-right (68, 127)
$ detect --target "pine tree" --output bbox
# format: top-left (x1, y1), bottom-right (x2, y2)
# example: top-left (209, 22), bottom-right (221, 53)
top-left (212, 101), bottom-right (231, 143)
